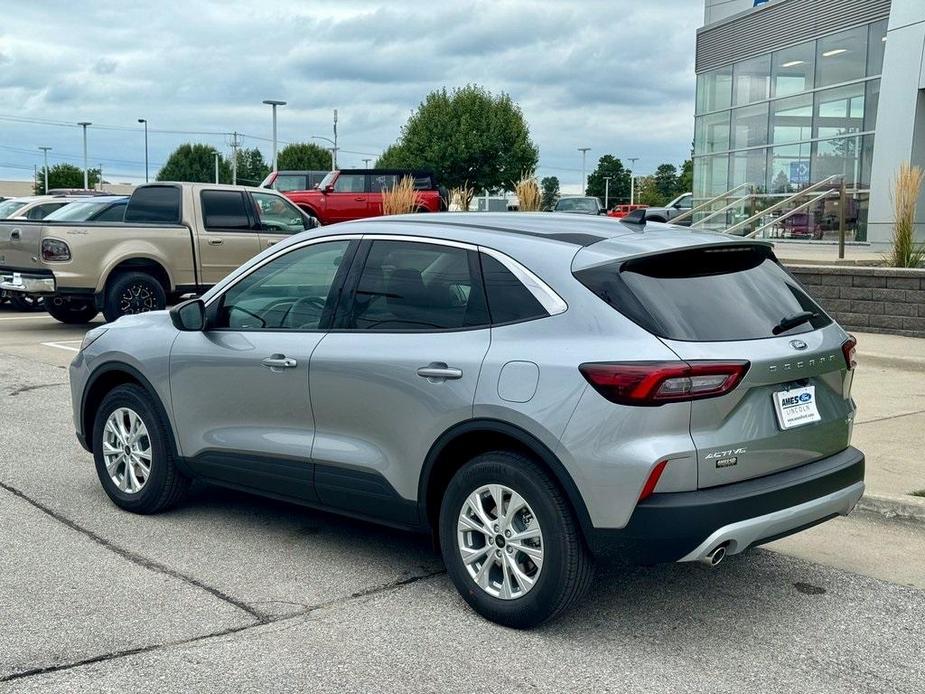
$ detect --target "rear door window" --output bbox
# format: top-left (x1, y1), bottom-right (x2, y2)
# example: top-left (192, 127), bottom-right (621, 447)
top-left (333, 174), bottom-right (366, 193)
top-left (368, 174), bottom-right (399, 192)
top-left (201, 190), bottom-right (253, 231)
top-left (480, 253), bottom-right (548, 325)
top-left (574, 244), bottom-right (830, 341)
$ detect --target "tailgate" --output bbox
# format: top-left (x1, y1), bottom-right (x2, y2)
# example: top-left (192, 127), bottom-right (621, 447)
top-left (663, 325), bottom-right (854, 487)
top-left (0, 221), bottom-right (44, 270)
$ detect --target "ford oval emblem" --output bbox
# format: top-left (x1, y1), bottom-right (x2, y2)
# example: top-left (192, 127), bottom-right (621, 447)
top-left (789, 339), bottom-right (808, 351)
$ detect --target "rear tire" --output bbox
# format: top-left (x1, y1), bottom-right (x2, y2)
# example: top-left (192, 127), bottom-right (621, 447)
top-left (92, 384), bottom-right (189, 514)
top-left (439, 450), bottom-right (594, 628)
top-left (46, 296), bottom-right (99, 324)
top-left (103, 272), bottom-right (166, 322)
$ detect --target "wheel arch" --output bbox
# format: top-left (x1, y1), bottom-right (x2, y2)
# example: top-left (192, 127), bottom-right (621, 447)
top-left (418, 418), bottom-right (594, 544)
top-left (81, 362), bottom-right (179, 460)
top-left (101, 257), bottom-right (172, 296)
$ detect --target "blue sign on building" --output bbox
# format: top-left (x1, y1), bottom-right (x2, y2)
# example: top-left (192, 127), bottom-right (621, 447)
top-left (790, 160), bottom-right (810, 185)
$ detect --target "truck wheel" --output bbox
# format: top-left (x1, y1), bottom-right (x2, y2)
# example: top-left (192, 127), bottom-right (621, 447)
top-left (439, 451), bottom-right (594, 628)
top-left (10, 293), bottom-right (45, 312)
top-left (46, 297), bottom-right (99, 324)
top-left (103, 272), bottom-right (166, 322)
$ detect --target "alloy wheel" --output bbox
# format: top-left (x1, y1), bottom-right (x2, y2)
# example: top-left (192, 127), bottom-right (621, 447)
top-left (102, 407), bottom-right (152, 494)
top-left (119, 283), bottom-right (157, 314)
top-left (457, 484), bottom-right (544, 600)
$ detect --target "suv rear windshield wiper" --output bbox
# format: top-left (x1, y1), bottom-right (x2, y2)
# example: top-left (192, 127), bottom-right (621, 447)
top-left (772, 310), bottom-right (817, 335)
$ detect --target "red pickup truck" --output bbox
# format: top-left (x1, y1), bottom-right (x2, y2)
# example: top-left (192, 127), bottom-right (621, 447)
top-left (265, 169), bottom-right (446, 225)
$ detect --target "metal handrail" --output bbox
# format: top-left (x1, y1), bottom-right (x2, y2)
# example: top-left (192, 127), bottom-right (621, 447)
top-left (744, 189), bottom-right (836, 238)
top-left (671, 181), bottom-right (754, 224)
top-left (722, 175), bottom-right (842, 236)
top-left (691, 196), bottom-right (754, 228)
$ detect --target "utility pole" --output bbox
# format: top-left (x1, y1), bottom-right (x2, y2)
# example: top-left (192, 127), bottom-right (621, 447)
top-left (333, 109), bottom-right (338, 169)
top-left (262, 99), bottom-right (286, 172)
top-left (138, 119), bottom-right (149, 182)
top-left (78, 122), bottom-right (92, 189)
top-left (363, 158), bottom-right (371, 169)
top-left (228, 131), bottom-right (241, 185)
top-left (213, 151), bottom-right (220, 184)
top-left (578, 147), bottom-right (590, 194)
top-left (627, 157), bottom-right (639, 205)
top-left (38, 146), bottom-right (51, 194)
top-left (98, 164), bottom-right (103, 192)
top-left (603, 176), bottom-right (612, 210)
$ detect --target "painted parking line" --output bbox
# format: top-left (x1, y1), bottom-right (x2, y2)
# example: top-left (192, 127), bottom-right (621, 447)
top-left (0, 315), bottom-right (56, 321)
top-left (41, 340), bottom-right (81, 353)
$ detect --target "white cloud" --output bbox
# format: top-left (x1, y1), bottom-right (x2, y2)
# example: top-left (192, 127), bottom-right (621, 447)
top-left (0, 0), bottom-right (699, 184)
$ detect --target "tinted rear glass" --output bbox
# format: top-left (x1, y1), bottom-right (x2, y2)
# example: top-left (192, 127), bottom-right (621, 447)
top-left (574, 245), bottom-right (830, 341)
top-left (125, 186), bottom-right (181, 223)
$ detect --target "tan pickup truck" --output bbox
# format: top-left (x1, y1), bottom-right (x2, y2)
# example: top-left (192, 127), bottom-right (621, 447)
top-left (0, 182), bottom-right (316, 323)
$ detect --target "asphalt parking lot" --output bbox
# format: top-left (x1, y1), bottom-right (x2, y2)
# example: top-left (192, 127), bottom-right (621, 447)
top-left (2, 309), bottom-right (925, 693)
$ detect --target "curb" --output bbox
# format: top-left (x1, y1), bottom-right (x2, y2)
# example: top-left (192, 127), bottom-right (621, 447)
top-left (855, 493), bottom-right (925, 525)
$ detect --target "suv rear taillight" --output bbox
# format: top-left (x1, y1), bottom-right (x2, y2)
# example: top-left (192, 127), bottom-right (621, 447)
top-left (579, 361), bottom-right (750, 406)
top-left (841, 335), bottom-right (857, 370)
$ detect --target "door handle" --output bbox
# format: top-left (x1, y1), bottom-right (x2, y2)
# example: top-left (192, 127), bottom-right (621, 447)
top-left (10, 229), bottom-right (21, 240)
top-left (417, 363), bottom-right (463, 381)
top-left (207, 238), bottom-right (224, 246)
top-left (262, 354), bottom-right (297, 371)
top-left (354, 197), bottom-right (366, 201)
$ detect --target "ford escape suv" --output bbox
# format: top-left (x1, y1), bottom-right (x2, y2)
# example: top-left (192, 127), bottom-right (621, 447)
top-left (70, 213), bottom-right (864, 628)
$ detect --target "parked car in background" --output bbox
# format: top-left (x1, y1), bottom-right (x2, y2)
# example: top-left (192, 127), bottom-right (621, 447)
top-left (0, 195), bottom-right (76, 221)
top-left (70, 212), bottom-right (863, 628)
top-left (637, 192), bottom-right (693, 224)
top-left (43, 196), bottom-right (128, 223)
top-left (261, 170), bottom-right (329, 193)
top-left (607, 204), bottom-right (648, 219)
top-left (279, 169), bottom-right (446, 225)
top-left (0, 183), bottom-right (316, 324)
top-left (553, 196), bottom-right (605, 215)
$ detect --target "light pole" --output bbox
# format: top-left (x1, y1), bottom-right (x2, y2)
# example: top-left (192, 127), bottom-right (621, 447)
top-left (363, 158), bottom-right (372, 169)
top-left (78, 122), bottom-right (92, 189)
top-left (627, 157), bottom-right (639, 205)
top-left (98, 164), bottom-right (103, 192)
top-left (38, 146), bottom-right (51, 194)
top-left (312, 136), bottom-right (336, 170)
top-left (578, 147), bottom-right (590, 194)
top-left (262, 99), bottom-right (286, 172)
top-left (603, 176), bottom-right (612, 210)
top-left (213, 151), bottom-right (220, 184)
top-left (333, 109), bottom-right (338, 169)
top-left (138, 119), bottom-right (149, 182)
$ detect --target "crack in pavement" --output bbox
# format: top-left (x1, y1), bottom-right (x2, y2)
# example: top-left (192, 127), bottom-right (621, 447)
top-left (0, 566), bottom-right (446, 683)
top-left (6, 382), bottom-right (67, 397)
top-left (0, 481), bottom-right (447, 684)
top-left (854, 408), bottom-right (925, 426)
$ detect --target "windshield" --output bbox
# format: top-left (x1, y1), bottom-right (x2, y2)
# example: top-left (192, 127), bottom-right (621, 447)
top-left (44, 201), bottom-right (109, 221)
top-left (0, 200), bottom-right (28, 218)
top-left (556, 198), bottom-right (598, 212)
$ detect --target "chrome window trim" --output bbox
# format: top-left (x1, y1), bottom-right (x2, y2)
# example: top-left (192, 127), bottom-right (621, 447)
top-left (204, 231), bottom-right (568, 318)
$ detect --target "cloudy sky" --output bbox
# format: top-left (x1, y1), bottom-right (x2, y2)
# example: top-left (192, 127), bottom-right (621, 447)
top-left (0, 0), bottom-right (700, 191)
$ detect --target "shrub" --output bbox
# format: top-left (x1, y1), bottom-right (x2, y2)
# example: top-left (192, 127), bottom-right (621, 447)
top-left (515, 175), bottom-right (542, 211)
top-left (887, 162), bottom-right (925, 268)
top-left (381, 176), bottom-right (421, 215)
top-left (451, 183), bottom-right (475, 212)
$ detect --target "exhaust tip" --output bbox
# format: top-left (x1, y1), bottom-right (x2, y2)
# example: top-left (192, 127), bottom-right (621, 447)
top-left (698, 544), bottom-right (727, 568)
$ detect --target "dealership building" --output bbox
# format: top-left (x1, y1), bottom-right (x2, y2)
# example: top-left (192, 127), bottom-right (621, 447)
top-left (694, 0), bottom-right (925, 246)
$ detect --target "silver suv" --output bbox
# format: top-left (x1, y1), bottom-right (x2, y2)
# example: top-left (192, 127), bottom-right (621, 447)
top-left (70, 213), bottom-right (864, 628)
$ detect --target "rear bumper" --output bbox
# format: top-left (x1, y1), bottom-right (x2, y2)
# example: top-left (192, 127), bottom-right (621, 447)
top-left (0, 268), bottom-right (56, 294)
top-left (587, 446), bottom-right (865, 563)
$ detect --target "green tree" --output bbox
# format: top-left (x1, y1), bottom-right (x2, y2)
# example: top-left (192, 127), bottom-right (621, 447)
top-left (229, 147), bottom-right (270, 186)
top-left (34, 163), bottom-right (100, 194)
top-left (540, 176), bottom-right (560, 210)
top-left (276, 142), bottom-right (332, 171)
top-left (585, 155), bottom-right (631, 207)
top-left (379, 84), bottom-right (538, 191)
top-left (635, 175), bottom-right (665, 206)
top-left (156, 143), bottom-right (231, 183)
top-left (678, 159), bottom-right (693, 195)
top-left (653, 163), bottom-right (679, 201)
top-left (376, 143), bottom-right (411, 168)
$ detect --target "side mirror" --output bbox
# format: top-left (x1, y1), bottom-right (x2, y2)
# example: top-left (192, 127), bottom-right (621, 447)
top-left (169, 298), bottom-right (205, 331)
top-left (323, 184), bottom-right (335, 194)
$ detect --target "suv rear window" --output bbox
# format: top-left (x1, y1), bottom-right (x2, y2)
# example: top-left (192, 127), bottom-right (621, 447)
top-left (125, 186), bottom-right (181, 223)
top-left (574, 244), bottom-right (830, 341)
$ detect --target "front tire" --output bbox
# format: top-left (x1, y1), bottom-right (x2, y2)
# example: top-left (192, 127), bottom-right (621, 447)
top-left (439, 451), bottom-right (594, 628)
top-left (46, 296), bottom-right (99, 324)
top-left (92, 384), bottom-right (189, 514)
top-left (103, 272), bottom-right (166, 322)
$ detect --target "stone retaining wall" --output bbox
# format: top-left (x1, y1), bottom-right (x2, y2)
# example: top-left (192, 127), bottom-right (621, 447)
top-left (788, 265), bottom-right (925, 338)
